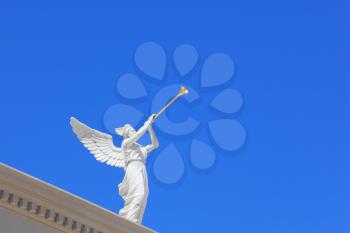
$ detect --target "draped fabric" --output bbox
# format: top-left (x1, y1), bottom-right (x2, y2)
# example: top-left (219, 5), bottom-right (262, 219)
top-left (118, 145), bottom-right (148, 224)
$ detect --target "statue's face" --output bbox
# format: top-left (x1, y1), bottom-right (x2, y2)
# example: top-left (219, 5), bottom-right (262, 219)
top-left (125, 126), bottom-right (136, 138)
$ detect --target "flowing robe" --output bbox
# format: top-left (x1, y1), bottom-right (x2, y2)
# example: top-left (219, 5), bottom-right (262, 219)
top-left (118, 143), bottom-right (148, 224)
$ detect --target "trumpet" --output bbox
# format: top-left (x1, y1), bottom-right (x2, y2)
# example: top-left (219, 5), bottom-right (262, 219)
top-left (152, 86), bottom-right (189, 121)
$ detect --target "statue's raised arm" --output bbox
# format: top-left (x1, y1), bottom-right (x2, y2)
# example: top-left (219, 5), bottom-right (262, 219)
top-left (143, 124), bottom-right (159, 153)
top-left (119, 114), bottom-right (155, 148)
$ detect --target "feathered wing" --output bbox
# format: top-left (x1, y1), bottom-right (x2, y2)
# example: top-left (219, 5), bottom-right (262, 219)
top-left (70, 117), bottom-right (125, 168)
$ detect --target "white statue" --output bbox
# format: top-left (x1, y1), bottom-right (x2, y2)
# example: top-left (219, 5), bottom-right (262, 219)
top-left (70, 115), bottom-right (158, 224)
top-left (70, 86), bottom-right (188, 224)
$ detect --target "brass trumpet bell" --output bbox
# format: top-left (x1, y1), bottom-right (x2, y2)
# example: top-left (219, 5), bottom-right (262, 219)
top-left (179, 86), bottom-right (189, 95)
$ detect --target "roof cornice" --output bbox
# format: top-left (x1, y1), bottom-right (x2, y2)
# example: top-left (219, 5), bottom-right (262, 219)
top-left (0, 163), bottom-right (156, 233)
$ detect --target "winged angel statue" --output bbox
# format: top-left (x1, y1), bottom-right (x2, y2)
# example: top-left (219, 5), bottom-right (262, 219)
top-left (70, 86), bottom-right (188, 224)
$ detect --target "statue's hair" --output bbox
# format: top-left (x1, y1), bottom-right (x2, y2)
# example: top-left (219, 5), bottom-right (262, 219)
top-left (115, 124), bottom-right (134, 138)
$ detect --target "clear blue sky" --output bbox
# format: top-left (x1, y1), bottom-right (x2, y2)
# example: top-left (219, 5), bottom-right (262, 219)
top-left (1, 1), bottom-right (350, 232)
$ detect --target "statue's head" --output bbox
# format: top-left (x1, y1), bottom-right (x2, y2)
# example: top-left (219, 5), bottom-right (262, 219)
top-left (115, 124), bottom-right (136, 139)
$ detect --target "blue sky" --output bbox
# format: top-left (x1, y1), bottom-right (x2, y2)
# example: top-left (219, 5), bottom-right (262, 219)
top-left (1, 1), bottom-right (350, 232)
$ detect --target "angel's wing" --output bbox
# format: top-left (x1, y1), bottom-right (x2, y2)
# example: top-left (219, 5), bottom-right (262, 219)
top-left (70, 117), bottom-right (125, 168)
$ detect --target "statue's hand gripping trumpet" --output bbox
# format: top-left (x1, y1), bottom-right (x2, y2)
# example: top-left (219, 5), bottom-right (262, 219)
top-left (70, 86), bottom-right (188, 224)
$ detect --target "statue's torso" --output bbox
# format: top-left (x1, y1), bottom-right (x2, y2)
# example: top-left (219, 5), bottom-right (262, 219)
top-left (122, 143), bottom-right (147, 166)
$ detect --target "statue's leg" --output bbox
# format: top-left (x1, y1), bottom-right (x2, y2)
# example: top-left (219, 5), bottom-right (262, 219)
top-left (136, 169), bottom-right (148, 224)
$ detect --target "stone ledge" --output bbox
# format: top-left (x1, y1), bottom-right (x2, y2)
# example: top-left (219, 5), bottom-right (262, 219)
top-left (0, 163), bottom-right (156, 233)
